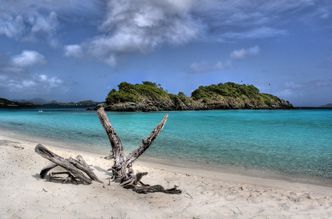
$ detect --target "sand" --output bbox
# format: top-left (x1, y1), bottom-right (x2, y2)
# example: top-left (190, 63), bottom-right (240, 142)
top-left (0, 132), bottom-right (331, 219)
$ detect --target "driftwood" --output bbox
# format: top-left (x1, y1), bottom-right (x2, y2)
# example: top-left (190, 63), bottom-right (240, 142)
top-left (34, 107), bottom-right (180, 194)
top-left (35, 144), bottom-right (101, 184)
top-left (97, 106), bottom-right (181, 194)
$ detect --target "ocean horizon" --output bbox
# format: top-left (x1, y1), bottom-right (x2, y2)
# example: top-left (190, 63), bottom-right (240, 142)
top-left (1, 108), bottom-right (331, 183)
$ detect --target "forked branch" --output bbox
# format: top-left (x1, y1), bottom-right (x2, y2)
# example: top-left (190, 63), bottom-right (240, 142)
top-left (125, 114), bottom-right (168, 167)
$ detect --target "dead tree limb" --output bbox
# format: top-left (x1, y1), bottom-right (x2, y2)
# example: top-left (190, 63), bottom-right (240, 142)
top-left (97, 107), bottom-right (125, 164)
top-left (125, 114), bottom-right (168, 167)
top-left (35, 144), bottom-right (100, 184)
top-left (68, 155), bottom-right (102, 183)
top-left (97, 107), bottom-right (126, 181)
top-left (96, 106), bottom-right (181, 194)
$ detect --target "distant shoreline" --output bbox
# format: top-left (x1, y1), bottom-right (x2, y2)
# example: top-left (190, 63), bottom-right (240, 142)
top-left (2, 106), bottom-right (332, 111)
top-left (294, 107), bottom-right (332, 110)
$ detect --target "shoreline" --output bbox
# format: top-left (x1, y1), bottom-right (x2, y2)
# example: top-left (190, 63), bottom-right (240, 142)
top-left (1, 126), bottom-right (331, 188)
top-left (1, 127), bottom-right (331, 189)
top-left (1, 129), bottom-right (332, 191)
top-left (1, 130), bottom-right (332, 218)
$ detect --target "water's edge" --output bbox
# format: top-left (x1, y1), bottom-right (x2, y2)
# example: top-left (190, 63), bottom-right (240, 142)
top-left (1, 126), bottom-right (331, 187)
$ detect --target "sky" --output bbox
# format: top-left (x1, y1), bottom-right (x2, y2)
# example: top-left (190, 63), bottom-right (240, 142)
top-left (0, 0), bottom-right (331, 106)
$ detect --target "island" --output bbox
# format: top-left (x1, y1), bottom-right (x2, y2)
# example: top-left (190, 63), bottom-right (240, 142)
top-left (104, 81), bottom-right (293, 111)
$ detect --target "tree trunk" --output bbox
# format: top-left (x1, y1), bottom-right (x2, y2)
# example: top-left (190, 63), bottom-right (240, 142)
top-left (97, 106), bottom-right (181, 194)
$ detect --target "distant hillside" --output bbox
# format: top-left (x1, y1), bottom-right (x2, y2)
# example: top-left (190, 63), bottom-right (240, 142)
top-left (16, 98), bottom-right (49, 105)
top-left (321, 103), bottom-right (332, 108)
top-left (104, 81), bottom-right (293, 111)
top-left (42, 100), bottom-right (99, 108)
top-left (0, 98), bottom-right (34, 108)
top-left (1, 97), bottom-right (99, 109)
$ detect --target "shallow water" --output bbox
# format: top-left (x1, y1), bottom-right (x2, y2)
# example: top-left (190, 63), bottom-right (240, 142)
top-left (0, 108), bottom-right (331, 180)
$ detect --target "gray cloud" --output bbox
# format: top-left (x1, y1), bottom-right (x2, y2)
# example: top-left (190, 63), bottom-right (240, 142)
top-left (81, 0), bottom-right (204, 65)
top-left (2, 0), bottom-right (327, 64)
top-left (72, 0), bottom-right (326, 65)
top-left (0, 0), bottom-right (103, 45)
top-left (0, 10), bottom-right (59, 45)
top-left (192, 0), bottom-right (321, 40)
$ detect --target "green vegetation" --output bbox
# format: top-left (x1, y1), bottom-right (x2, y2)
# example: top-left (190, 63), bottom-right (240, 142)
top-left (105, 81), bottom-right (293, 111)
top-left (191, 82), bottom-right (260, 100)
top-left (190, 83), bottom-right (285, 108)
top-left (106, 81), bottom-right (172, 104)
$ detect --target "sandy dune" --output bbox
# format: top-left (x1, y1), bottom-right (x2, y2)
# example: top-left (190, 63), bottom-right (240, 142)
top-left (0, 132), bottom-right (331, 219)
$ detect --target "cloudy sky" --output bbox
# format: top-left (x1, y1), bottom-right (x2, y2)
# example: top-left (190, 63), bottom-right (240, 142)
top-left (0, 0), bottom-right (331, 106)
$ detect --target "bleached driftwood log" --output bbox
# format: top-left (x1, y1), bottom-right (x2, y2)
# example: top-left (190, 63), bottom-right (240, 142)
top-left (97, 106), bottom-right (181, 194)
top-left (35, 144), bottom-right (101, 184)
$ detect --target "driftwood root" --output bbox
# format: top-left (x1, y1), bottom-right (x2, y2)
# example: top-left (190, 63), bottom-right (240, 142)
top-left (35, 144), bottom-right (101, 185)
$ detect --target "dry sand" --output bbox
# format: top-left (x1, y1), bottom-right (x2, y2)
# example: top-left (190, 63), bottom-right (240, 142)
top-left (0, 132), bottom-right (331, 219)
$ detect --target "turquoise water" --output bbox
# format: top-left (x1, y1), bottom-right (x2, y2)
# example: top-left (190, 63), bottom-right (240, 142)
top-left (0, 109), bottom-right (331, 180)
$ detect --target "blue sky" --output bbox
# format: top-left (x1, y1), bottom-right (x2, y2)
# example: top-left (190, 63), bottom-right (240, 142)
top-left (0, 0), bottom-right (331, 106)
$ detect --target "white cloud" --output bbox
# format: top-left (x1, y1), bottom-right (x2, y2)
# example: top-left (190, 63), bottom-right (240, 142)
top-left (316, 7), bottom-right (330, 19)
top-left (230, 46), bottom-right (260, 59)
top-left (0, 15), bottom-right (24, 38)
top-left (189, 45), bottom-right (260, 73)
top-left (64, 44), bottom-right (83, 58)
top-left (276, 88), bottom-right (294, 98)
top-left (37, 74), bottom-right (63, 88)
top-left (30, 11), bottom-right (58, 39)
top-left (223, 27), bottom-right (287, 40)
top-left (276, 79), bottom-right (332, 99)
top-left (1, 73), bottom-right (63, 91)
top-left (190, 60), bottom-right (231, 73)
top-left (0, 52), bottom-right (63, 93)
top-left (11, 50), bottom-right (45, 67)
top-left (284, 81), bottom-right (302, 89)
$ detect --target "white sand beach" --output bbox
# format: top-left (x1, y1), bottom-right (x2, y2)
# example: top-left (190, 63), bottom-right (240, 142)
top-left (0, 131), bottom-right (331, 219)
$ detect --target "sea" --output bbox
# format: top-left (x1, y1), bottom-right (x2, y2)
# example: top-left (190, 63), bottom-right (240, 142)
top-left (0, 108), bottom-right (331, 183)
